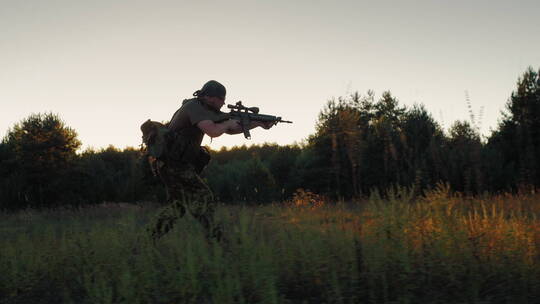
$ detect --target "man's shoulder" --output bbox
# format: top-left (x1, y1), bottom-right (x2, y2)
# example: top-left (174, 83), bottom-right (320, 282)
top-left (182, 98), bottom-right (222, 116)
top-left (183, 98), bottom-right (216, 115)
top-left (181, 98), bottom-right (200, 109)
top-left (169, 99), bottom-right (202, 130)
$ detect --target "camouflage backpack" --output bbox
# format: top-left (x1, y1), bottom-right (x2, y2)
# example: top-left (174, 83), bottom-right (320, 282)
top-left (140, 119), bottom-right (170, 160)
top-left (140, 119), bottom-right (171, 176)
top-left (140, 119), bottom-right (211, 174)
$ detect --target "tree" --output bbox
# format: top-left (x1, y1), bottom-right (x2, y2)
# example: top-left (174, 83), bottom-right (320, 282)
top-left (366, 92), bottom-right (407, 190)
top-left (489, 67), bottom-right (540, 189)
top-left (311, 95), bottom-right (364, 197)
top-left (1, 113), bottom-right (81, 208)
top-left (447, 121), bottom-right (483, 193)
top-left (399, 104), bottom-right (445, 191)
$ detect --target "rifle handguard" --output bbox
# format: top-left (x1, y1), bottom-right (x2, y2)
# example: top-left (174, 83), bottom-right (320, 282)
top-left (223, 101), bottom-right (293, 139)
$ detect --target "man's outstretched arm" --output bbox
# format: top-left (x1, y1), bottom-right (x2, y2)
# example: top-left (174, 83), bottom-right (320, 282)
top-left (197, 120), bottom-right (273, 138)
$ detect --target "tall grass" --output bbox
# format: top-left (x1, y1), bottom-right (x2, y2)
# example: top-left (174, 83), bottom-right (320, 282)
top-left (1, 188), bottom-right (539, 303)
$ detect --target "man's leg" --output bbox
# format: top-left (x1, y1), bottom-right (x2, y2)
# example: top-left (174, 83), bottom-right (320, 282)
top-left (148, 201), bottom-right (186, 241)
top-left (178, 167), bottom-right (222, 240)
top-left (148, 164), bottom-right (187, 241)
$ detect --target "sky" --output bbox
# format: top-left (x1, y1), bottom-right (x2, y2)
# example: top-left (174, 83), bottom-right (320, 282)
top-left (1, 0), bottom-right (539, 151)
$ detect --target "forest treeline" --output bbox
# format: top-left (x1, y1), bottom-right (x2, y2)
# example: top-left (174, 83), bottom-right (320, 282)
top-left (0, 67), bottom-right (539, 210)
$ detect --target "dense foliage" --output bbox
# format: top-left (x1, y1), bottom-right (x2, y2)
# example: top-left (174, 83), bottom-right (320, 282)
top-left (1, 189), bottom-right (539, 303)
top-left (1, 67), bottom-right (539, 209)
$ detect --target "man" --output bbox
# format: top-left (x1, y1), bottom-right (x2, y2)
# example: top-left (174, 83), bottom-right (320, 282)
top-left (148, 80), bottom-right (274, 241)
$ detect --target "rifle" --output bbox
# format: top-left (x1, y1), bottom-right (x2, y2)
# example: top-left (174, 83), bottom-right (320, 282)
top-left (218, 101), bottom-right (292, 139)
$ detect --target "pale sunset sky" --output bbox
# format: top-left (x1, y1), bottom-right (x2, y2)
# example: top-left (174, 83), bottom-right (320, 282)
top-left (1, 0), bottom-right (539, 150)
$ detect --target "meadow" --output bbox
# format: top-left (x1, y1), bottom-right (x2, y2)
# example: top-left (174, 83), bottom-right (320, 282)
top-left (1, 186), bottom-right (539, 304)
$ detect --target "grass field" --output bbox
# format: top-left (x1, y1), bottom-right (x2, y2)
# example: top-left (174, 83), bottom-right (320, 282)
top-left (1, 186), bottom-right (539, 303)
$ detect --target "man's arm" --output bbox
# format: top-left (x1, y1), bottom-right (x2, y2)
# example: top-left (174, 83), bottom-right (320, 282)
top-left (197, 120), bottom-right (273, 138)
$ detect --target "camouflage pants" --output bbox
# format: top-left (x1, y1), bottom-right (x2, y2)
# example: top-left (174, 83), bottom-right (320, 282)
top-left (148, 161), bottom-right (220, 241)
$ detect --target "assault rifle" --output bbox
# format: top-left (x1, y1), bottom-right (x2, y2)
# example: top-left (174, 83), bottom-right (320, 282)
top-left (218, 101), bottom-right (292, 139)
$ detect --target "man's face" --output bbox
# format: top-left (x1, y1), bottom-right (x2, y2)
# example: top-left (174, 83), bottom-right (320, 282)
top-left (204, 96), bottom-right (226, 111)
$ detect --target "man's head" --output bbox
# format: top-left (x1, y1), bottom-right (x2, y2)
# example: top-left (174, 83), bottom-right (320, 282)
top-left (195, 80), bottom-right (226, 110)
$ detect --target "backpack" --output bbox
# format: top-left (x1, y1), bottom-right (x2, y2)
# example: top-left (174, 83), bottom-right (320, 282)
top-left (140, 119), bottom-right (211, 174)
top-left (140, 119), bottom-right (170, 160)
